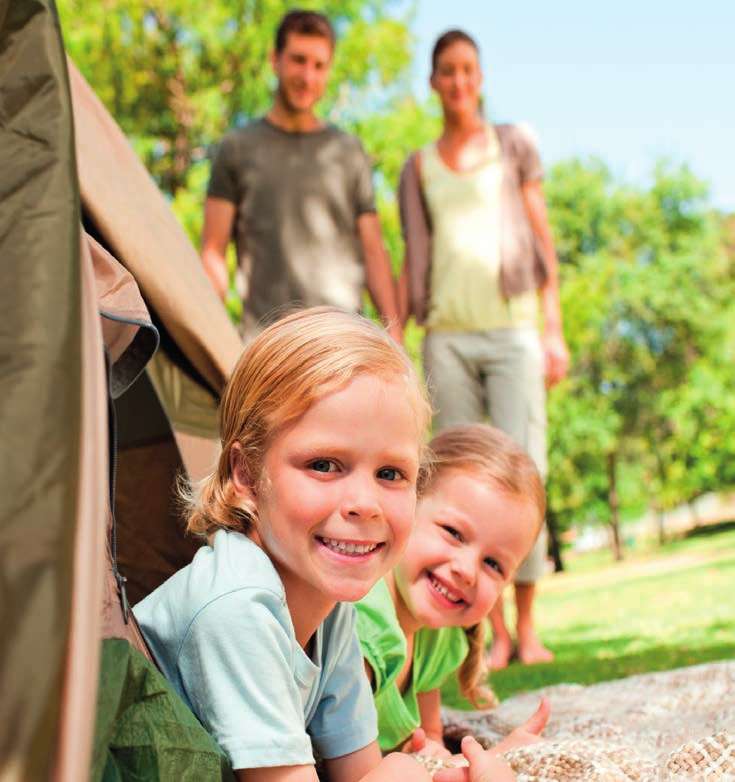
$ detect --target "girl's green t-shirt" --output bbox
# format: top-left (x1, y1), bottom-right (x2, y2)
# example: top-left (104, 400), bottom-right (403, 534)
top-left (355, 578), bottom-right (469, 751)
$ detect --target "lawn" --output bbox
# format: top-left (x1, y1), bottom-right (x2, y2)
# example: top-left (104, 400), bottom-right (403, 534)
top-left (442, 521), bottom-right (735, 707)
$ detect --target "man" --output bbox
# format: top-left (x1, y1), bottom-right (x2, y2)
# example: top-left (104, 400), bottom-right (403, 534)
top-left (201, 10), bottom-right (402, 342)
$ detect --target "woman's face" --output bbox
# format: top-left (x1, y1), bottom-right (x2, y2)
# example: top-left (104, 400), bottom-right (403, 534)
top-left (430, 40), bottom-right (483, 118)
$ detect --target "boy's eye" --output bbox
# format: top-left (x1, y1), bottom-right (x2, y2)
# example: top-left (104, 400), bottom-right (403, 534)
top-left (310, 459), bottom-right (335, 473)
top-left (377, 467), bottom-right (400, 481)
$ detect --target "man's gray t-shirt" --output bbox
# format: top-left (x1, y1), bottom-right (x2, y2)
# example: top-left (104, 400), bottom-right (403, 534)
top-left (207, 118), bottom-right (377, 338)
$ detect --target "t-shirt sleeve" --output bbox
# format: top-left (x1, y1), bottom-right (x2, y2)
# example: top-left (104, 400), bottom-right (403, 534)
top-left (178, 588), bottom-right (314, 770)
top-left (511, 122), bottom-right (544, 184)
top-left (414, 626), bottom-right (469, 693)
top-left (352, 138), bottom-right (377, 216)
top-left (206, 132), bottom-right (240, 203)
top-left (309, 604), bottom-right (379, 760)
top-left (355, 582), bottom-right (407, 695)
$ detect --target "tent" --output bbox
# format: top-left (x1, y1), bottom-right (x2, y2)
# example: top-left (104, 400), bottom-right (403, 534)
top-left (1, 2), bottom-right (243, 779)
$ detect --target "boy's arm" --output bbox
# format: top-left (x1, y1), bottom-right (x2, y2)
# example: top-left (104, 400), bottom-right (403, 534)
top-left (325, 742), bottom-right (432, 782)
top-left (235, 765), bottom-right (319, 782)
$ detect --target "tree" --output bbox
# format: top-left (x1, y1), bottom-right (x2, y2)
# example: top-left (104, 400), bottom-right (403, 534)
top-left (546, 158), bottom-right (735, 558)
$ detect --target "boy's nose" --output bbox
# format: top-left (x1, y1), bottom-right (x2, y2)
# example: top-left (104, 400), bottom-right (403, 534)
top-left (341, 475), bottom-right (382, 521)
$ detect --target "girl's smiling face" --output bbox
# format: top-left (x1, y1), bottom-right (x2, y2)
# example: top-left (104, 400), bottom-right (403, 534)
top-left (392, 469), bottom-right (540, 634)
top-left (235, 373), bottom-right (421, 635)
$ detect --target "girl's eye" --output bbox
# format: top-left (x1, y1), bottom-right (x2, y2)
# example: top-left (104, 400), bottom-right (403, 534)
top-left (377, 467), bottom-right (400, 481)
top-left (310, 459), bottom-right (335, 473)
top-left (441, 525), bottom-right (462, 541)
top-left (484, 557), bottom-right (503, 576)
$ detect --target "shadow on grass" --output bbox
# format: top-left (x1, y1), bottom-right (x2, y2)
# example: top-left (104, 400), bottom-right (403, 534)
top-left (441, 641), bottom-right (735, 709)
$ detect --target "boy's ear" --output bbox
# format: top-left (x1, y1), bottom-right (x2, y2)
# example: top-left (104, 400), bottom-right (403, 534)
top-left (230, 442), bottom-right (257, 501)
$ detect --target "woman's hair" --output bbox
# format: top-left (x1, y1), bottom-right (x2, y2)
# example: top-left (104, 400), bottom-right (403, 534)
top-left (185, 307), bottom-right (431, 539)
top-left (431, 29), bottom-right (479, 75)
top-left (420, 423), bottom-right (546, 709)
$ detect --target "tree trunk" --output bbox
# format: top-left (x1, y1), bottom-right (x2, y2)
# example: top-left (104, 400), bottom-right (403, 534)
top-left (656, 507), bottom-right (666, 545)
top-left (607, 450), bottom-right (624, 561)
top-left (546, 505), bottom-right (565, 572)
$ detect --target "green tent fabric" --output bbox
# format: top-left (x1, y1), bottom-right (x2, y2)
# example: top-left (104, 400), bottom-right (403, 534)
top-left (0, 2), bottom-right (83, 778)
top-left (0, 1), bottom-right (244, 780)
top-left (91, 640), bottom-right (235, 782)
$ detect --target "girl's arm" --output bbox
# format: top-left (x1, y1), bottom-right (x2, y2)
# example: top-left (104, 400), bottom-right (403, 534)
top-left (416, 688), bottom-right (445, 746)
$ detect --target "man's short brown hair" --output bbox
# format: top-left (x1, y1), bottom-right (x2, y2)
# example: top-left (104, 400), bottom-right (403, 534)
top-left (275, 9), bottom-right (335, 53)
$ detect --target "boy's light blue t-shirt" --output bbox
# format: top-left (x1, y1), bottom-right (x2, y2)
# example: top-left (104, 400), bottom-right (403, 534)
top-left (134, 530), bottom-right (378, 770)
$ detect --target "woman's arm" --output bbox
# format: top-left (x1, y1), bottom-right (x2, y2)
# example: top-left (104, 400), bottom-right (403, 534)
top-left (520, 181), bottom-right (570, 388)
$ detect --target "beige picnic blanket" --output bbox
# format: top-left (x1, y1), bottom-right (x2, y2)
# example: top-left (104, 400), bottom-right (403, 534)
top-left (437, 661), bottom-right (735, 780)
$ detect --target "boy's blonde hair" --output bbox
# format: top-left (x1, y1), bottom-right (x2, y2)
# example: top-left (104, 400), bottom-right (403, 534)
top-left (420, 423), bottom-right (546, 709)
top-left (186, 307), bottom-right (431, 538)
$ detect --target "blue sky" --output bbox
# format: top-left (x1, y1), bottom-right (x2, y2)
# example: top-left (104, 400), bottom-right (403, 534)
top-left (409, 0), bottom-right (734, 212)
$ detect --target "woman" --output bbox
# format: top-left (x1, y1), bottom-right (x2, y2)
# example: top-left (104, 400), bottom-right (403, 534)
top-left (397, 29), bottom-right (569, 670)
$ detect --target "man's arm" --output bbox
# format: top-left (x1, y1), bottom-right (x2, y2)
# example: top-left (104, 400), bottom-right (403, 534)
top-left (201, 196), bottom-right (236, 302)
top-left (356, 213), bottom-right (403, 344)
top-left (521, 181), bottom-right (570, 388)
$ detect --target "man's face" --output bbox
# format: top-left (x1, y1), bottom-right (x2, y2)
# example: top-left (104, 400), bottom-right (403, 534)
top-left (270, 33), bottom-right (332, 116)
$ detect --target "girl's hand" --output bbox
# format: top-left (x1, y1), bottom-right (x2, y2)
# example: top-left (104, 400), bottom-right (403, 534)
top-left (431, 697), bottom-right (550, 782)
top-left (433, 737), bottom-right (515, 782)
top-left (408, 728), bottom-right (452, 759)
top-left (490, 696), bottom-right (550, 755)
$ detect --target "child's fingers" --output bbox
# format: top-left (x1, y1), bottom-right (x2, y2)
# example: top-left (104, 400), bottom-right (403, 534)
top-left (522, 696), bottom-right (551, 736)
top-left (432, 766), bottom-right (469, 782)
top-left (460, 735), bottom-right (486, 764)
top-left (410, 728), bottom-right (427, 754)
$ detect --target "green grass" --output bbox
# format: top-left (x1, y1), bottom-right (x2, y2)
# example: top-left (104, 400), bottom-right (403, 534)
top-left (442, 521), bottom-right (735, 707)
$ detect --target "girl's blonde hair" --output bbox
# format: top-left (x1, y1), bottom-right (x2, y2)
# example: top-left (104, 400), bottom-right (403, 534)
top-left (420, 423), bottom-right (546, 709)
top-left (186, 307), bottom-right (431, 538)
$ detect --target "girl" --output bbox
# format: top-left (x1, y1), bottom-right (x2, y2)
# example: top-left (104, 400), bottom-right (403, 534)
top-left (356, 424), bottom-right (549, 757)
top-left (135, 307), bottom-right (432, 781)
top-left (397, 28), bottom-right (569, 670)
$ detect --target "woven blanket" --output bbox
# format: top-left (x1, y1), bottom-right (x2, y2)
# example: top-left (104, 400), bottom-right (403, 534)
top-left (434, 661), bottom-right (735, 780)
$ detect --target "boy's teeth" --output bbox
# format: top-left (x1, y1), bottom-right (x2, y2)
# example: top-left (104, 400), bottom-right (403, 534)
top-left (430, 574), bottom-right (461, 603)
top-left (321, 537), bottom-right (377, 556)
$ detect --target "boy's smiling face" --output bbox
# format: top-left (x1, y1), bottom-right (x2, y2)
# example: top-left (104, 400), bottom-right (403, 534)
top-left (233, 373), bottom-right (421, 642)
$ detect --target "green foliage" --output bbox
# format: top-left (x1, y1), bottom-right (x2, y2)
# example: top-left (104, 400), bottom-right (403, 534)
top-left (58, 0), bottom-right (416, 197)
top-left (546, 159), bottom-right (735, 543)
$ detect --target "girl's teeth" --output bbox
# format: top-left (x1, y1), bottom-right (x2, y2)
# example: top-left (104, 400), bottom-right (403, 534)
top-left (321, 537), bottom-right (377, 556)
top-left (430, 574), bottom-right (461, 603)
